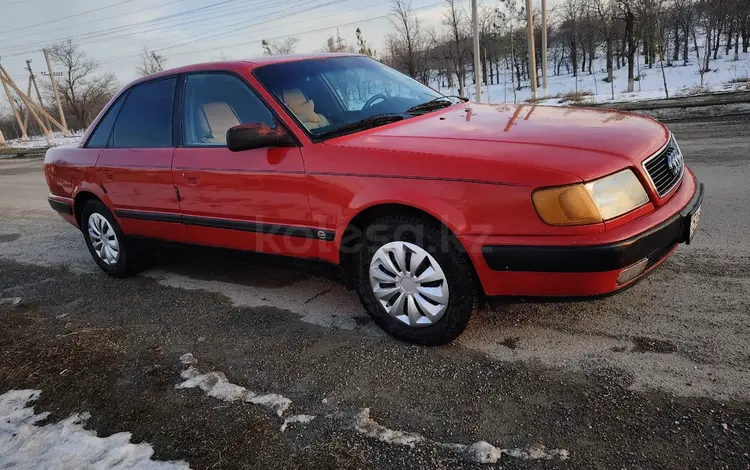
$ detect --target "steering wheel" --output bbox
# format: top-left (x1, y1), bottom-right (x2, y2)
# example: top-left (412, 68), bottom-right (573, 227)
top-left (363, 94), bottom-right (387, 109)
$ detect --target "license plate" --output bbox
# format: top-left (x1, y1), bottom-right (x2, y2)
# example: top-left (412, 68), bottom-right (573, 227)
top-left (688, 205), bottom-right (701, 243)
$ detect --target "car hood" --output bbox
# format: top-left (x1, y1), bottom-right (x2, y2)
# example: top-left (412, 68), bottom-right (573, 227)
top-left (329, 104), bottom-right (670, 182)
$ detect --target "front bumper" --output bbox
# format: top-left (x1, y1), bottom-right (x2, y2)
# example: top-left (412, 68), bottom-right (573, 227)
top-left (463, 171), bottom-right (703, 297)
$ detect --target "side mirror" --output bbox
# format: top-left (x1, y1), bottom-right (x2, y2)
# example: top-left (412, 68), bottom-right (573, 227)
top-left (226, 122), bottom-right (296, 152)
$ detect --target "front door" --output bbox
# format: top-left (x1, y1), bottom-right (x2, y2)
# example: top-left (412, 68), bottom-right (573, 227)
top-left (172, 72), bottom-right (316, 258)
top-left (95, 77), bottom-right (182, 240)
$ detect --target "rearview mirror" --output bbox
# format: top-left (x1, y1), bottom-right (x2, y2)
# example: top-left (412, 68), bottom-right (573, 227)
top-left (226, 122), bottom-right (296, 152)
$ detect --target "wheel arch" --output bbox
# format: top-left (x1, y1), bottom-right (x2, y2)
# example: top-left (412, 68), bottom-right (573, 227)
top-left (73, 190), bottom-right (106, 228)
top-left (337, 202), bottom-right (479, 292)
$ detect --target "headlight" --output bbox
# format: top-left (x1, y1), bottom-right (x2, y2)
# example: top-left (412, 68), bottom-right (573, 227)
top-left (533, 169), bottom-right (649, 226)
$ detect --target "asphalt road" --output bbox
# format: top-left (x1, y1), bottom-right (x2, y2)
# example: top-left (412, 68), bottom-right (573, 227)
top-left (1, 116), bottom-right (749, 469)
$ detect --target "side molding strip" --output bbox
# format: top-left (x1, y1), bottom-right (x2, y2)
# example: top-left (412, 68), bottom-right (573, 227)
top-left (115, 210), bottom-right (335, 241)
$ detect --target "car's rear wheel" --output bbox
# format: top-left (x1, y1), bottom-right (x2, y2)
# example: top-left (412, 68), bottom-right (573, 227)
top-left (355, 215), bottom-right (478, 345)
top-left (81, 200), bottom-right (139, 277)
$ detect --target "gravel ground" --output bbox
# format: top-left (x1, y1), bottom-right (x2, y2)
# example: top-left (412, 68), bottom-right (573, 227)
top-left (0, 116), bottom-right (749, 469)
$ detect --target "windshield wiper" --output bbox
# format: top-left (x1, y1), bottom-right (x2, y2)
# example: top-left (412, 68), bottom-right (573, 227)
top-left (405, 95), bottom-right (468, 115)
top-left (318, 114), bottom-right (405, 139)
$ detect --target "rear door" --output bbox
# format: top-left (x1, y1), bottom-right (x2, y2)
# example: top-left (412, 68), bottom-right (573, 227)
top-left (96, 77), bottom-right (183, 240)
top-left (172, 72), bottom-right (317, 257)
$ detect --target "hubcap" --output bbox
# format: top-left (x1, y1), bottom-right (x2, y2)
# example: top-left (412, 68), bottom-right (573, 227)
top-left (368, 241), bottom-right (449, 327)
top-left (88, 213), bottom-right (120, 266)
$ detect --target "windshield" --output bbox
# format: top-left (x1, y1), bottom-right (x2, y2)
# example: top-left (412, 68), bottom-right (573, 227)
top-left (253, 56), bottom-right (446, 138)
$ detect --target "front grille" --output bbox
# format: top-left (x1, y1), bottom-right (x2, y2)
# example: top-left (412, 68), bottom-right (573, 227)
top-left (642, 137), bottom-right (684, 198)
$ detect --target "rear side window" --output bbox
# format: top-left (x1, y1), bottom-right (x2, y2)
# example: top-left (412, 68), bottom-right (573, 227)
top-left (111, 78), bottom-right (176, 148)
top-left (86, 93), bottom-right (126, 148)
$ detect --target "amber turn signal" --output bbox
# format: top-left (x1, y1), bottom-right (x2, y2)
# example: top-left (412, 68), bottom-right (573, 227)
top-left (532, 184), bottom-right (603, 226)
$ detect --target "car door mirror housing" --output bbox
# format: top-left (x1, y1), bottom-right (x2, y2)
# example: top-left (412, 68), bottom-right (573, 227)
top-left (226, 123), bottom-right (296, 152)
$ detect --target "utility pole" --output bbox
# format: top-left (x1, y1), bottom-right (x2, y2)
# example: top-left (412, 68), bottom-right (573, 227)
top-left (526, 0), bottom-right (538, 99)
top-left (0, 63), bottom-right (63, 144)
top-left (0, 66), bottom-right (28, 141)
top-left (472, 0), bottom-right (482, 103)
top-left (541, 0), bottom-right (548, 97)
top-left (22, 77), bottom-right (33, 132)
top-left (43, 48), bottom-right (69, 135)
top-left (26, 59), bottom-right (49, 130)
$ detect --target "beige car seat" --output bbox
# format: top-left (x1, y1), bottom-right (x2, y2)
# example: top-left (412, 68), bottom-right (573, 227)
top-left (282, 89), bottom-right (329, 130)
top-left (198, 102), bottom-right (241, 144)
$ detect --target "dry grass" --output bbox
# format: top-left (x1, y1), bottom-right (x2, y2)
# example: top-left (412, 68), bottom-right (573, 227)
top-left (674, 85), bottom-right (713, 97)
top-left (558, 91), bottom-right (593, 104)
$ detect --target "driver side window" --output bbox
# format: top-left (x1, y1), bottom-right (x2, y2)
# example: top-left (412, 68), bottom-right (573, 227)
top-left (182, 73), bottom-right (274, 146)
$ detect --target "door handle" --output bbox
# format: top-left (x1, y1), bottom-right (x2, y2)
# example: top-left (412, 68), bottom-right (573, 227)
top-left (182, 171), bottom-right (199, 184)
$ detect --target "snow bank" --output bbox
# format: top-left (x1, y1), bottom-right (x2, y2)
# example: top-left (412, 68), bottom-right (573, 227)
top-left (440, 52), bottom-right (750, 106)
top-left (3, 131), bottom-right (83, 150)
top-left (0, 389), bottom-right (189, 469)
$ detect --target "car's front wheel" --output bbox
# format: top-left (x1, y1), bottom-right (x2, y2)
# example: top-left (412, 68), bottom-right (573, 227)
top-left (81, 200), bottom-right (139, 277)
top-left (355, 215), bottom-right (478, 345)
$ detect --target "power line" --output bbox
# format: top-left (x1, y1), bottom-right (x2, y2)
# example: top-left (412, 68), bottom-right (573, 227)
top-left (102, 1), bottom-right (442, 65)
top-left (7, 0), bottom-right (190, 43)
top-left (0, 0), bottom-right (138, 36)
top-left (0, 0), bottom-right (42, 5)
top-left (1, 0), bottom-right (248, 56)
top-left (101, 0), bottom-right (352, 63)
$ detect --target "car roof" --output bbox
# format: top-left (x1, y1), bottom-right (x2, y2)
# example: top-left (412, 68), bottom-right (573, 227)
top-left (129, 52), bottom-right (362, 86)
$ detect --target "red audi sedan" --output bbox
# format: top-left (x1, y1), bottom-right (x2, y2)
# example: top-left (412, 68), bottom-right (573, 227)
top-left (44, 53), bottom-right (703, 345)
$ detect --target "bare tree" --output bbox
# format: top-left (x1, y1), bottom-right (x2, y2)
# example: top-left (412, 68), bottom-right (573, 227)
top-left (46, 40), bottom-right (118, 129)
top-left (673, 0), bottom-right (697, 65)
top-left (136, 48), bottom-right (168, 76)
top-left (561, 0), bottom-right (582, 76)
top-left (261, 36), bottom-right (299, 55)
top-left (442, 0), bottom-right (469, 96)
top-left (616, 0), bottom-right (638, 91)
top-left (389, 0), bottom-right (425, 79)
top-left (592, 0), bottom-right (619, 82)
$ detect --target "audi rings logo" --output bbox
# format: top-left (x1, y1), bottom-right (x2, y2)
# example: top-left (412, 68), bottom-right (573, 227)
top-left (667, 149), bottom-right (683, 176)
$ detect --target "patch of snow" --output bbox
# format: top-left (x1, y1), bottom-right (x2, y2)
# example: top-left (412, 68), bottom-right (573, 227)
top-left (280, 414), bottom-right (316, 432)
top-left (146, 270), bottom-right (373, 333)
top-left (0, 297), bottom-right (22, 307)
top-left (177, 369), bottom-right (248, 402)
top-left (179, 353), bottom-right (197, 366)
top-left (353, 408), bottom-right (425, 447)
top-left (353, 408), bottom-right (568, 464)
top-left (504, 445), bottom-right (570, 461)
top-left (0, 389), bottom-right (190, 469)
top-left (176, 364), bottom-right (293, 417)
top-left (459, 441), bottom-right (503, 463)
top-left (244, 392), bottom-right (291, 418)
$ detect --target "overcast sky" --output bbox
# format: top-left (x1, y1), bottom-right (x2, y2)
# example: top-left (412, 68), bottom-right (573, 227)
top-left (0, 0), bottom-right (553, 105)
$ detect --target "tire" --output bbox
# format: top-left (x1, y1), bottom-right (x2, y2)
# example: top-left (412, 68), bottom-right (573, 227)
top-left (80, 199), bottom-right (140, 277)
top-left (355, 215), bottom-right (479, 345)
